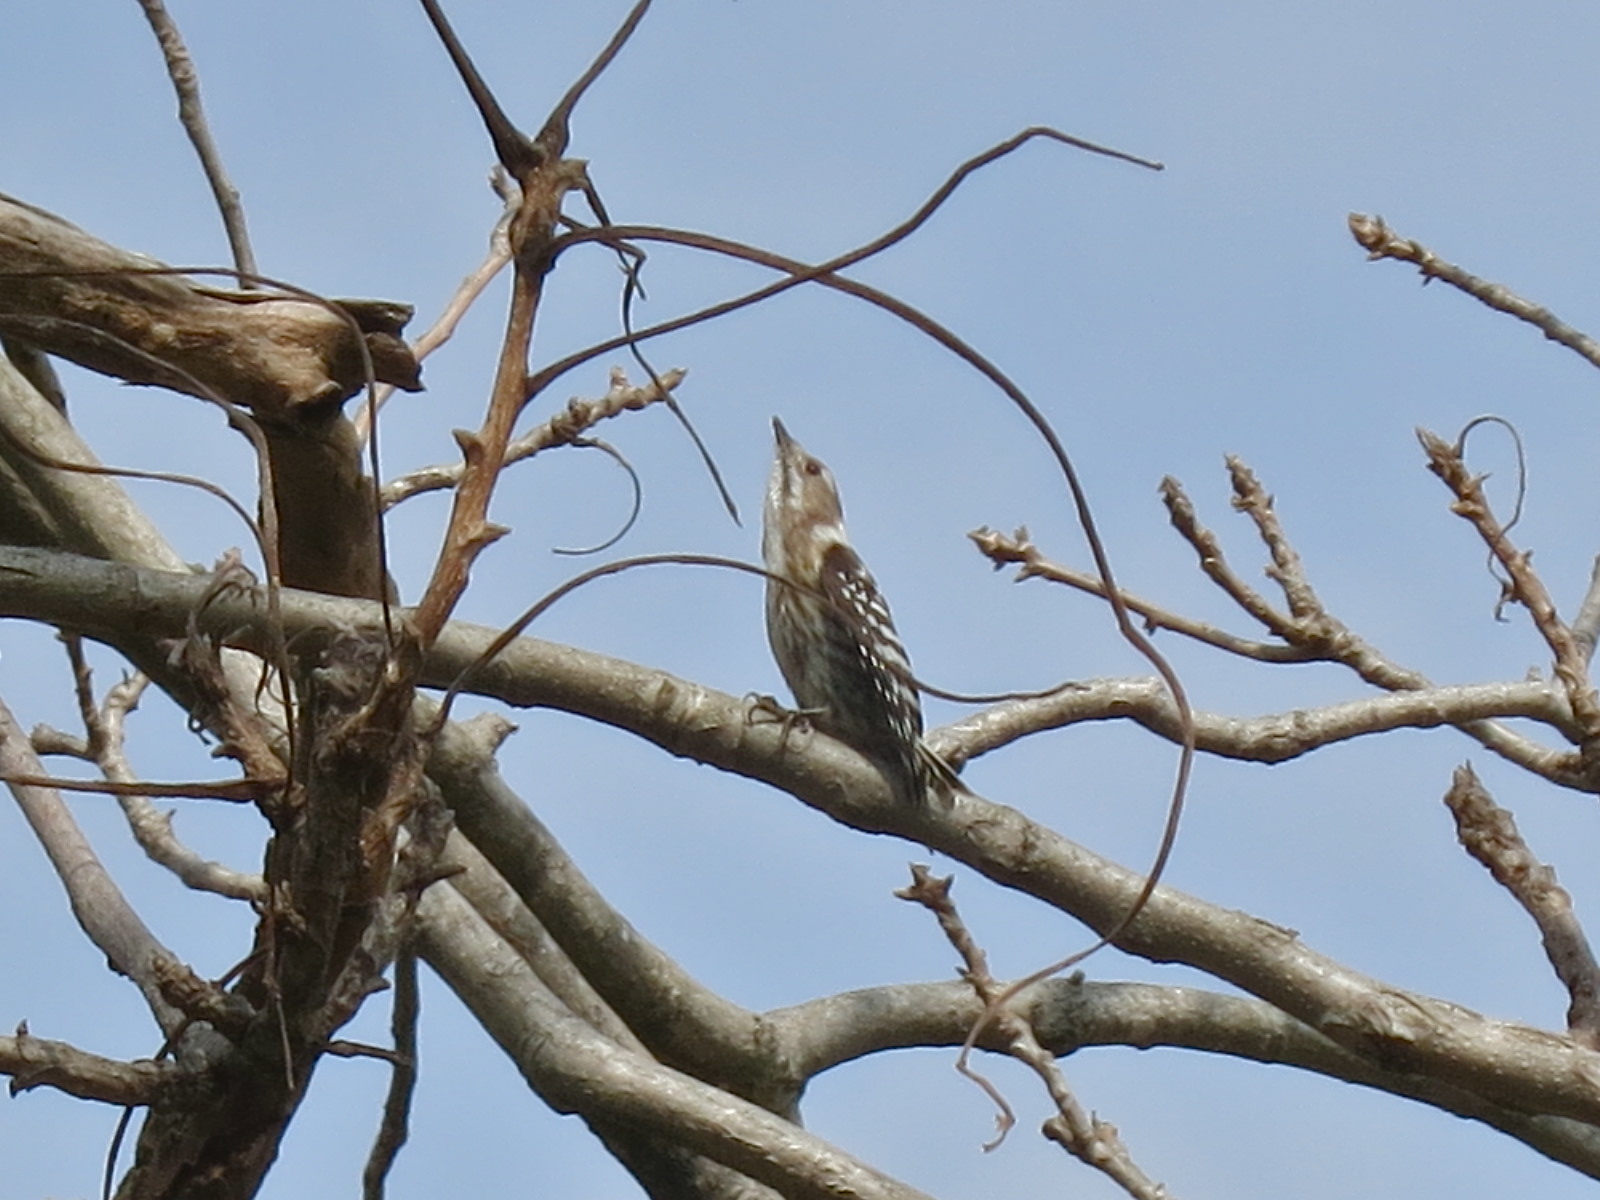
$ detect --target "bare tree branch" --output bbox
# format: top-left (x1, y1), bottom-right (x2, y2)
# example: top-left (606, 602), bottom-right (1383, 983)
top-left (1349, 212), bottom-right (1600, 372)
top-left (898, 866), bottom-right (1169, 1199)
top-left (416, 880), bottom-right (935, 1200)
top-left (56, 652), bottom-right (264, 902)
top-left (1444, 765), bottom-right (1600, 1046)
top-left (1420, 428), bottom-right (1600, 740)
top-left (0, 693), bottom-right (183, 1034)
top-left (133, 0), bottom-right (258, 283)
top-left (381, 366), bottom-right (684, 508)
top-left (1, 1026), bottom-right (175, 1107)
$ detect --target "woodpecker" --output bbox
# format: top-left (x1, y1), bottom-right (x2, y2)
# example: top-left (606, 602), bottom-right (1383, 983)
top-left (762, 417), bottom-right (964, 804)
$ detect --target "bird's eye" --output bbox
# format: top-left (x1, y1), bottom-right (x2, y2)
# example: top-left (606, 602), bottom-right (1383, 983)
top-left (803, 459), bottom-right (822, 476)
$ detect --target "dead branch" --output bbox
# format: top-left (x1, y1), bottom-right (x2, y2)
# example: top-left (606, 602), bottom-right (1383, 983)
top-left (55, 651), bottom-right (265, 901)
top-left (1, 1025), bottom-right (175, 1107)
top-left (0, 196), bottom-right (418, 415)
top-left (898, 866), bottom-right (1170, 1199)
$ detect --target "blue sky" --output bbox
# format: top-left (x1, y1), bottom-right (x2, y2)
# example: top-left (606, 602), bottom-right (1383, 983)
top-left (5, 2), bottom-right (1600, 1197)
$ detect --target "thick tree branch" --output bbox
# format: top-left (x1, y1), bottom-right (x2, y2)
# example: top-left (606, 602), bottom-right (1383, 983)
top-left (1, 1027), bottom-right (175, 1107)
top-left (0, 195), bottom-right (419, 415)
top-left (426, 715), bottom-right (784, 1106)
top-left (8, 548), bottom-right (1600, 1131)
top-left (416, 881), bottom-right (931, 1200)
top-left (768, 978), bottom-right (1600, 1177)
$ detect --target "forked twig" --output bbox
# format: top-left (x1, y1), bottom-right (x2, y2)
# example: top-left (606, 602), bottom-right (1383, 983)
top-left (39, 639), bottom-right (266, 901)
top-left (1419, 427), bottom-right (1600, 738)
top-left (897, 866), bottom-right (1169, 1199)
top-left (971, 526), bottom-right (1315, 663)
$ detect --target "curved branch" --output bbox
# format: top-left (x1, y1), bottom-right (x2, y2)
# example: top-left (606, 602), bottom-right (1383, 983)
top-left (942, 675), bottom-right (1577, 777)
top-left (768, 979), bottom-right (1600, 1177)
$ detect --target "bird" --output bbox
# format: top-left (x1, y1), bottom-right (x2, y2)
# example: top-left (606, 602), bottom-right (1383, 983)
top-left (761, 417), bottom-right (965, 804)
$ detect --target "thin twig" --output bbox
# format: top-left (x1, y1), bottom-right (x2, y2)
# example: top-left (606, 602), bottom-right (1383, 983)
top-left (352, 171), bottom-right (520, 444)
top-left (970, 527), bottom-right (1316, 663)
top-left (363, 946), bottom-right (420, 1200)
top-left (0, 772), bottom-right (266, 802)
top-left (897, 866), bottom-right (1170, 1199)
top-left (134, 0), bottom-right (258, 284)
top-left (1349, 213), bottom-right (1600, 373)
top-left (1159, 475), bottom-right (1297, 638)
top-left (381, 366), bottom-right (682, 508)
top-left (1224, 457), bottom-right (1324, 621)
top-left (50, 641), bottom-right (265, 900)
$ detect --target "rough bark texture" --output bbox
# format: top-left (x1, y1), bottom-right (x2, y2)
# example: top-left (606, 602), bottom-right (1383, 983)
top-left (0, 193), bottom-right (416, 599)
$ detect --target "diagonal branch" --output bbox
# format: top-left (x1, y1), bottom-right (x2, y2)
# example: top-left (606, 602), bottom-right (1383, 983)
top-left (1349, 212), bottom-right (1600, 372)
top-left (416, 881), bottom-right (934, 1200)
top-left (0, 693), bottom-right (183, 1034)
top-left (1444, 765), bottom-right (1600, 1046)
top-left (134, 0), bottom-right (257, 283)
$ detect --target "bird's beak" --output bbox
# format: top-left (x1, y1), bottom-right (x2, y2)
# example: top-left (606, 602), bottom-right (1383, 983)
top-left (772, 417), bottom-right (794, 450)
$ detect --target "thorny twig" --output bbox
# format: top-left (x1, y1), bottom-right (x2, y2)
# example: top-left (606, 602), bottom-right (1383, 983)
top-left (1349, 213), bottom-right (1600, 373)
top-left (897, 866), bottom-right (1170, 1200)
top-left (1443, 765), bottom-right (1600, 1047)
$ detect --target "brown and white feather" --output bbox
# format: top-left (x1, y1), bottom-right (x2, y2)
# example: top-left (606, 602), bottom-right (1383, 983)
top-left (762, 418), bottom-right (964, 804)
